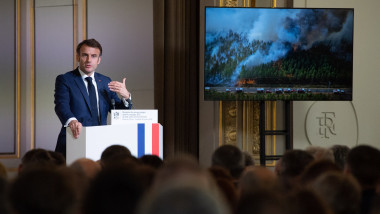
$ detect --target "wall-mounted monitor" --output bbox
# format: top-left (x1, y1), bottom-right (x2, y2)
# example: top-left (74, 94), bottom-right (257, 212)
top-left (204, 7), bottom-right (354, 101)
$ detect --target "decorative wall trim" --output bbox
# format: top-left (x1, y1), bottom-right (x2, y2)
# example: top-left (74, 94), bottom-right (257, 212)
top-left (73, 0), bottom-right (77, 68)
top-left (219, 101), bottom-right (223, 146)
top-left (15, 0), bottom-right (21, 157)
top-left (82, 0), bottom-right (87, 41)
top-left (1, 0), bottom-right (21, 158)
top-left (30, 0), bottom-right (35, 150)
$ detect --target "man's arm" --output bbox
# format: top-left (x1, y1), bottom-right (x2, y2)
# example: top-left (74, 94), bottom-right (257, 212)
top-left (54, 74), bottom-right (76, 125)
top-left (54, 74), bottom-right (83, 138)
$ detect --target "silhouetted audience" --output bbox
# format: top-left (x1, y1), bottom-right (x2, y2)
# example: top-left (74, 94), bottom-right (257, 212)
top-left (69, 158), bottom-right (101, 180)
top-left (330, 144), bottom-right (350, 170)
top-left (9, 167), bottom-right (79, 214)
top-left (236, 189), bottom-right (285, 214)
top-left (212, 144), bottom-right (245, 182)
top-left (299, 160), bottom-right (340, 186)
top-left (238, 166), bottom-right (278, 196)
top-left (312, 171), bottom-right (361, 214)
top-left (5, 144), bottom-right (380, 214)
top-left (100, 144), bottom-right (134, 168)
top-left (345, 145), bottom-right (380, 214)
top-left (276, 149), bottom-right (314, 191)
top-left (138, 178), bottom-right (230, 214)
top-left (139, 154), bottom-right (164, 169)
top-left (0, 176), bottom-right (10, 214)
top-left (243, 151), bottom-right (255, 167)
top-left (83, 163), bottom-right (145, 214)
top-left (306, 146), bottom-right (335, 162)
top-left (49, 151), bottom-right (66, 166)
top-left (18, 148), bottom-right (65, 173)
top-left (209, 166), bottom-right (238, 211)
top-left (69, 158), bottom-right (102, 204)
top-left (286, 187), bottom-right (333, 214)
top-left (140, 155), bottom-right (230, 214)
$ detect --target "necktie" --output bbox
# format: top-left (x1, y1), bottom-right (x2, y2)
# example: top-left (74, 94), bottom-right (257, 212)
top-left (85, 77), bottom-right (100, 125)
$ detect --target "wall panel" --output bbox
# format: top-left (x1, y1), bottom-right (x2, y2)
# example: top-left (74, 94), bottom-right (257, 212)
top-left (35, 1), bottom-right (74, 150)
top-left (0, 0), bottom-right (17, 155)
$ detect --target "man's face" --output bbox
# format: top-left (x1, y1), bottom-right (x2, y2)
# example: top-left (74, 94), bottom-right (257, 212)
top-left (77, 44), bottom-right (101, 75)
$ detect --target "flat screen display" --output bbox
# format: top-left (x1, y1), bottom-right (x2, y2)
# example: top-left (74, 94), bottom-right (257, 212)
top-left (204, 7), bottom-right (354, 101)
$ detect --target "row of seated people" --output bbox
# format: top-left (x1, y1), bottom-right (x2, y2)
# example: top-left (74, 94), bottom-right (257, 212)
top-left (0, 144), bottom-right (380, 214)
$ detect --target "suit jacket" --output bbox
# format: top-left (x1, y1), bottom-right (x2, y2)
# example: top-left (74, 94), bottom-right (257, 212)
top-left (54, 68), bottom-right (132, 156)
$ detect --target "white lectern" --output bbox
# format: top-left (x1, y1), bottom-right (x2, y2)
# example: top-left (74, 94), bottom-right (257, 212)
top-left (66, 123), bottom-right (163, 165)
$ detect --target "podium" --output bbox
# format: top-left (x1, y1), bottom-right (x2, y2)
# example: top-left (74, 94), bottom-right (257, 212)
top-left (66, 123), bottom-right (163, 165)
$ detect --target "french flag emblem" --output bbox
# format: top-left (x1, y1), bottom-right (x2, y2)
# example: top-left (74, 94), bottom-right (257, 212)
top-left (137, 123), bottom-right (162, 158)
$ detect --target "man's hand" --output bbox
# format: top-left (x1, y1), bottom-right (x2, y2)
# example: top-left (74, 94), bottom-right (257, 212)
top-left (69, 120), bottom-right (82, 139)
top-left (108, 78), bottom-right (131, 99)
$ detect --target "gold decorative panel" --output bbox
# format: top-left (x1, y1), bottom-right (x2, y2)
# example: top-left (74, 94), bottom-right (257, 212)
top-left (220, 101), bottom-right (238, 146)
top-left (220, 0), bottom-right (256, 7)
top-left (242, 101), bottom-right (260, 157)
top-left (220, 0), bottom-right (238, 7)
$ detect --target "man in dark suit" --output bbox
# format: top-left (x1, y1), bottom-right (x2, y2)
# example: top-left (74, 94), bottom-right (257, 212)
top-left (54, 38), bottom-right (132, 157)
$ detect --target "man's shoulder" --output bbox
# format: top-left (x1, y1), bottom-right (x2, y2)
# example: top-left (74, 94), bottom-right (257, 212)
top-left (59, 69), bottom-right (80, 78)
top-left (94, 72), bottom-right (112, 81)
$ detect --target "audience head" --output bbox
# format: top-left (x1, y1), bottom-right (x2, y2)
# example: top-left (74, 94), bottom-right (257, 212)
top-left (153, 154), bottom-right (213, 190)
top-left (299, 160), bottom-right (340, 186)
top-left (139, 166), bottom-right (230, 214)
top-left (48, 151), bottom-right (66, 166)
top-left (19, 148), bottom-right (65, 173)
top-left (345, 145), bottom-right (380, 189)
top-left (286, 188), bottom-right (333, 214)
top-left (9, 167), bottom-right (78, 214)
top-left (100, 144), bottom-right (133, 167)
top-left (277, 149), bottom-right (314, 177)
top-left (306, 146), bottom-right (334, 162)
top-left (209, 166), bottom-right (238, 211)
top-left (237, 189), bottom-right (285, 214)
top-left (312, 171), bottom-right (361, 214)
top-left (69, 158), bottom-right (101, 180)
top-left (243, 151), bottom-right (255, 167)
top-left (239, 166), bottom-right (278, 196)
top-left (139, 154), bottom-right (164, 169)
top-left (330, 144), bottom-right (350, 170)
top-left (83, 163), bottom-right (145, 214)
top-left (276, 149), bottom-right (314, 190)
top-left (212, 144), bottom-right (245, 179)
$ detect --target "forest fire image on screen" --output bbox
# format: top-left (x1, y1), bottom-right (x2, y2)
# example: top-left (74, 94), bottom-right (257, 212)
top-left (204, 7), bottom-right (354, 101)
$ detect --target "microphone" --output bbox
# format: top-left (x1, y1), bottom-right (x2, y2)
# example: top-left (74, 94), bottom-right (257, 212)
top-left (111, 99), bottom-right (115, 109)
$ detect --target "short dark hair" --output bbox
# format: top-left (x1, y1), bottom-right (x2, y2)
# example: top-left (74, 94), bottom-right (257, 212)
top-left (212, 145), bottom-right (245, 179)
top-left (278, 149), bottom-right (314, 177)
top-left (10, 168), bottom-right (78, 214)
top-left (76, 38), bottom-right (102, 56)
top-left (346, 145), bottom-right (380, 187)
top-left (330, 145), bottom-right (350, 170)
top-left (100, 145), bottom-right (132, 168)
